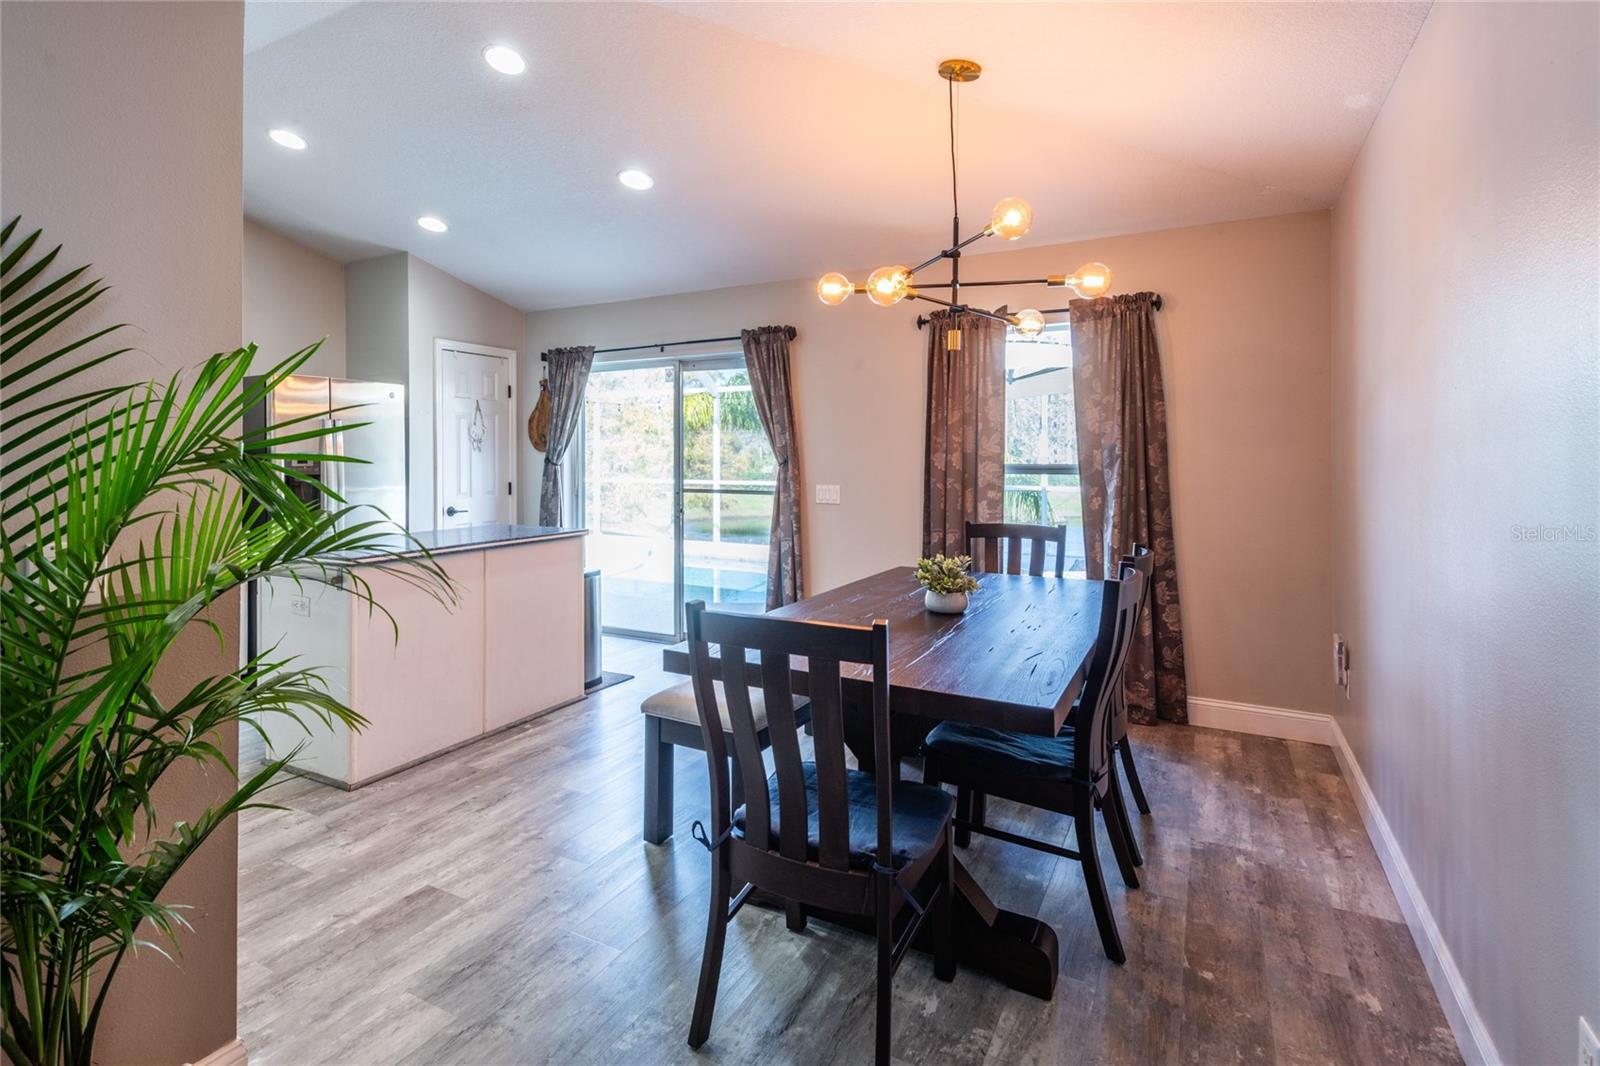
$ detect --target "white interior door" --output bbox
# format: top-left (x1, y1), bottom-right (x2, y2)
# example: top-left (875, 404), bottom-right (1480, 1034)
top-left (436, 342), bottom-right (515, 528)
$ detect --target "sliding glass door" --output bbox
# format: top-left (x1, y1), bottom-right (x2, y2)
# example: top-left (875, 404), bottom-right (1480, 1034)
top-left (581, 355), bottom-right (773, 641)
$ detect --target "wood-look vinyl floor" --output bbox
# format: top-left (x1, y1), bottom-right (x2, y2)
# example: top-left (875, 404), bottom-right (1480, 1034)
top-left (238, 636), bottom-right (1462, 1065)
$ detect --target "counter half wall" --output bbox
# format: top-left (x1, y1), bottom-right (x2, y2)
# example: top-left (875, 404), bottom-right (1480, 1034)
top-left (256, 525), bottom-right (587, 788)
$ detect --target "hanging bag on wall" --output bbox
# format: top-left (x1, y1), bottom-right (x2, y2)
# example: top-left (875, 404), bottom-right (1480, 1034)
top-left (528, 377), bottom-right (551, 452)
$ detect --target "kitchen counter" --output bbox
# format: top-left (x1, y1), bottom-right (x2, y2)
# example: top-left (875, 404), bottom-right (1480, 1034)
top-left (346, 523), bottom-right (586, 561)
top-left (257, 524), bottom-right (589, 788)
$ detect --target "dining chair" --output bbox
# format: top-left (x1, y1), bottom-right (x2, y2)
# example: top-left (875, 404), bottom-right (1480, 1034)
top-left (965, 520), bottom-right (1070, 578)
top-left (1111, 544), bottom-right (1155, 819)
top-left (639, 680), bottom-right (811, 844)
top-left (922, 564), bottom-right (1144, 964)
top-left (684, 601), bottom-right (955, 1065)
top-left (956, 521), bottom-right (1070, 848)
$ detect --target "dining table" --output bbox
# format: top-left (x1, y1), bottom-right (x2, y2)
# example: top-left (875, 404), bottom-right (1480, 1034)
top-left (660, 565), bottom-right (1103, 999)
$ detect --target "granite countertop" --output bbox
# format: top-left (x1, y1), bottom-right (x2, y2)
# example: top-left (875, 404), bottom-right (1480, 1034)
top-left (347, 523), bottom-right (587, 561)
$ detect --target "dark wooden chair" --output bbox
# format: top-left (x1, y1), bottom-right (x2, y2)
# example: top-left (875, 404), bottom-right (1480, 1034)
top-left (922, 564), bottom-right (1145, 964)
top-left (640, 680), bottom-right (811, 844)
top-left (684, 601), bottom-right (955, 1065)
top-left (1110, 544), bottom-right (1155, 823)
top-left (965, 520), bottom-right (1070, 578)
top-left (956, 521), bottom-right (1068, 851)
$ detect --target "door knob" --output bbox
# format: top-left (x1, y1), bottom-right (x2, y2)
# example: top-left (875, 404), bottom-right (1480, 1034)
top-left (445, 506), bottom-right (469, 517)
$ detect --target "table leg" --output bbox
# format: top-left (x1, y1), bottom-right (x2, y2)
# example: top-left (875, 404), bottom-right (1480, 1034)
top-left (942, 858), bottom-right (1059, 999)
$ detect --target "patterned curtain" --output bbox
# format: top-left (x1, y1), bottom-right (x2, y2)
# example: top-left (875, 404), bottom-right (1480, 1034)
top-left (1070, 293), bottom-right (1188, 724)
top-left (922, 310), bottom-right (1006, 556)
top-left (538, 345), bottom-right (594, 526)
top-left (740, 326), bottom-right (804, 608)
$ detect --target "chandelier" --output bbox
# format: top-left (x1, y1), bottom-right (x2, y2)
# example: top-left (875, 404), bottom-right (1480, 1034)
top-left (816, 59), bottom-right (1113, 351)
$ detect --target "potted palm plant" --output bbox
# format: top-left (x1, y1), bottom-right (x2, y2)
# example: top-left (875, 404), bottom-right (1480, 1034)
top-left (0, 219), bottom-right (453, 1066)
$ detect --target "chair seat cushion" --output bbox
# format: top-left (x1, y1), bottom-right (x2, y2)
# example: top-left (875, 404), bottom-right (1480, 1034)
top-left (733, 763), bottom-right (953, 870)
top-left (639, 679), bottom-right (806, 732)
top-left (925, 721), bottom-right (1076, 781)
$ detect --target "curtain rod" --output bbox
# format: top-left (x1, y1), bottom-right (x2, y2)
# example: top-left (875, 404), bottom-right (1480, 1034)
top-left (913, 293), bottom-right (1162, 329)
top-left (542, 326), bottom-right (797, 359)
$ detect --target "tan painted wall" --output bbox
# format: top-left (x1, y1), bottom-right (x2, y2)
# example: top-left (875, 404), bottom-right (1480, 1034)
top-left (1330, 4), bottom-right (1600, 1063)
top-left (526, 211), bottom-right (1334, 714)
top-left (0, 2), bottom-right (245, 1063)
top-left (244, 218), bottom-right (347, 378)
top-left (407, 255), bottom-right (524, 531)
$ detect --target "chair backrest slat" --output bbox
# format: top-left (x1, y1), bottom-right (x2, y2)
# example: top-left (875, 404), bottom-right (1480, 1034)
top-left (718, 641), bottom-right (771, 848)
top-left (687, 602), bottom-right (889, 878)
top-left (806, 656), bottom-right (852, 870)
top-left (965, 521), bottom-right (1069, 580)
top-left (760, 648), bottom-right (808, 862)
top-left (1071, 565), bottom-right (1144, 785)
top-left (1108, 543), bottom-right (1154, 742)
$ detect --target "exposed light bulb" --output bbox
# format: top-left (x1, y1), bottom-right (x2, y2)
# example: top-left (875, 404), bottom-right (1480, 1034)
top-left (989, 196), bottom-right (1033, 241)
top-left (866, 265), bottom-right (912, 307)
top-left (1013, 309), bottom-right (1045, 337)
top-left (1070, 262), bottom-right (1112, 298)
top-left (816, 272), bottom-right (853, 306)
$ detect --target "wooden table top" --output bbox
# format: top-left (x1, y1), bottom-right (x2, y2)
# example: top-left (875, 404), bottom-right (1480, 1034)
top-left (662, 566), bottom-right (1103, 736)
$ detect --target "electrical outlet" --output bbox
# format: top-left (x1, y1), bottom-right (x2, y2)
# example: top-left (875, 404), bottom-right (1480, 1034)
top-left (815, 484), bottom-right (841, 505)
top-left (1579, 1016), bottom-right (1597, 1066)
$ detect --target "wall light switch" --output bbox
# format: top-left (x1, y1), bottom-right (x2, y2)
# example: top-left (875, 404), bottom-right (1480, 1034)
top-left (290, 595), bottom-right (312, 618)
top-left (815, 484), bottom-right (841, 505)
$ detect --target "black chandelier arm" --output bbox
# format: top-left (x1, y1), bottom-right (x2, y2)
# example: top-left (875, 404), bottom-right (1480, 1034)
top-left (909, 227), bottom-right (996, 277)
top-left (913, 277), bottom-right (1052, 290)
top-left (907, 291), bottom-right (1015, 325)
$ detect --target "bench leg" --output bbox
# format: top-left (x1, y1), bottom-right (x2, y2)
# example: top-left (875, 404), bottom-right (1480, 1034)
top-left (644, 716), bottom-right (674, 845)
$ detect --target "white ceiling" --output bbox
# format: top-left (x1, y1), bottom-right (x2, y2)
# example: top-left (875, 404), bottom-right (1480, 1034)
top-left (243, 1), bottom-right (1429, 311)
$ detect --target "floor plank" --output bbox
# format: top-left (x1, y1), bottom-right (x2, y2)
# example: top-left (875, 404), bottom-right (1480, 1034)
top-left (238, 635), bottom-right (1460, 1065)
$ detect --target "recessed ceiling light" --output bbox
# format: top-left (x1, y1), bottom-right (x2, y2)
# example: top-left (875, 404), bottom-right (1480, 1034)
top-left (417, 216), bottom-right (449, 233)
top-left (268, 128), bottom-right (307, 151)
top-left (617, 169), bottom-right (655, 191)
top-left (483, 45), bottom-right (526, 75)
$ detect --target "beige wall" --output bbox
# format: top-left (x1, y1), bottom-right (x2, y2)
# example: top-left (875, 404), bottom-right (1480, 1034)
top-left (407, 255), bottom-right (524, 531)
top-left (526, 211), bottom-right (1334, 714)
top-left (243, 218), bottom-right (347, 378)
top-left (1330, 4), bottom-right (1600, 1064)
top-left (0, 2), bottom-right (244, 1063)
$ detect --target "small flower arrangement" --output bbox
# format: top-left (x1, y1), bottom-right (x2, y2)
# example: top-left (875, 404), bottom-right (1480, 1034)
top-left (914, 554), bottom-right (981, 595)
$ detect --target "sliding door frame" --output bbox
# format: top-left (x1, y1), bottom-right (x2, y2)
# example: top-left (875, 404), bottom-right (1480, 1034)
top-left (577, 349), bottom-right (747, 643)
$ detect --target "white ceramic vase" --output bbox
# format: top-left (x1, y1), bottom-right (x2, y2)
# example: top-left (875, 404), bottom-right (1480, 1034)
top-left (924, 589), bottom-right (969, 615)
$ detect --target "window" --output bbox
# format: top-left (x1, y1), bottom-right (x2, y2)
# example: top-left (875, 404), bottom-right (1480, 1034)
top-left (1004, 323), bottom-right (1084, 571)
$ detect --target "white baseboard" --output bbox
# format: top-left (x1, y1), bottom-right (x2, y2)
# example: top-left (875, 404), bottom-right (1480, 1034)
top-left (185, 1037), bottom-right (246, 1066)
top-left (1186, 695), bottom-right (1498, 1066)
top-left (1186, 696), bottom-right (1337, 745)
top-left (1327, 725), bottom-right (1500, 1066)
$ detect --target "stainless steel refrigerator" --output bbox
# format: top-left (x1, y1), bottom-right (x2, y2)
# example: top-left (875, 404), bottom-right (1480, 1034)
top-left (244, 374), bottom-right (408, 527)
top-left (244, 374), bottom-right (407, 667)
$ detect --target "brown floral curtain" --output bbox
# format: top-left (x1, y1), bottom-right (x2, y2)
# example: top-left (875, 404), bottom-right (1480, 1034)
top-left (740, 325), bottom-right (804, 608)
top-left (923, 310), bottom-right (1006, 556)
top-left (538, 345), bottom-right (594, 526)
top-left (1070, 293), bottom-right (1188, 724)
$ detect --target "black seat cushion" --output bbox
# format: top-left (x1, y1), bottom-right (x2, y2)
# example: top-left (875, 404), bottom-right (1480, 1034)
top-left (732, 762), bottom-right (953, 870)
top-left (925, 721), bottom-right (1076, 781)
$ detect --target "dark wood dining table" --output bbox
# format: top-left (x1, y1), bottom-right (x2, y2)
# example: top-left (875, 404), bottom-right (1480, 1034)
top-left (661, 565), bottom-right (1103, 999)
